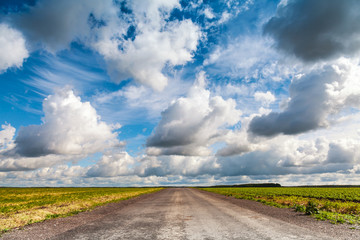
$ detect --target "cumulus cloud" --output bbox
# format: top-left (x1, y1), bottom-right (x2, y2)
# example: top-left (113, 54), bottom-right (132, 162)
top-left (7, 0), bottom-right (201, 90)
top-left (146, 72), bottom-right (241, 156)
top-left (13, 88), bottom-right (121, 157)
top-left (0, 23), bottom-right (28, 72)
top-left (94, 0), bottom-right (201, 91)
top-left (264, 0), bottom-right (360, 61)
top-left (86, 152), bottom-right (134, 177)
top-left (249, 59), bottom-right (360, 137)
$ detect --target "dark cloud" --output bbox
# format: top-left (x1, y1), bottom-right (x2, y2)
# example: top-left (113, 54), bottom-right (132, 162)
top-left (249, 67), bottom-right (335, 136)
top-left (326, 143), bottom-right (355, 164)
top-left (249, 60), bottom-right (360, 137)
top-left (10, 0), bottom-right (112, 52)
top-left (264, 0), bottom-right (360, 61)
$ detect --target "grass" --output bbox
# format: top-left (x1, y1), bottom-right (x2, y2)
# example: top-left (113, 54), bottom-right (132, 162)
top-left (199, 187), bottom-right (360, 227)
top-left (0, 187), bottom-right (162, 233)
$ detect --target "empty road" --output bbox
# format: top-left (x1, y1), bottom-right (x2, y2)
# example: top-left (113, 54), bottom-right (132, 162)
top-left (2, 188), bottom-right (357, 240)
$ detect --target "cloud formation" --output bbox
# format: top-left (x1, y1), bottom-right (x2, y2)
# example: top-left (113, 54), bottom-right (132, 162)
top-left (136, 155), bottom-right (219, 177)
top-left (254, 91), bottom-right (275, 107)
top-left (12, 0), bottom-right (114, 52)
top-left (94, 1), bottom-right (201, 91)
top-left (0, 124), bottom-right (16, 152)
top-left (9, 0), bottom-right (201, 91)
top-left (0, 23), bottom-right (28, 72)
top-left (249, 59), bottom-right (360, 137)
top-left (264, 0), bottom-right (360, 61)
top-left (146, 72), bottom-right (241, 156)
top-left (14, 88), bottom-right (120, 157)
top-left (86, 152), bottom-right (134, 177)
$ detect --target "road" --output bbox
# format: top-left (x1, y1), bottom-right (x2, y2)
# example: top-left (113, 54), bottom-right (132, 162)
top-left (2, 188), bottom-right (355, 239)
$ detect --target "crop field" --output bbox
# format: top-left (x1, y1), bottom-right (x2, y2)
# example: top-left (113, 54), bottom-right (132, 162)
top-left (199, 187), bottom-right (360, 225)
top-left (0, 187), bottom-right (162, 233)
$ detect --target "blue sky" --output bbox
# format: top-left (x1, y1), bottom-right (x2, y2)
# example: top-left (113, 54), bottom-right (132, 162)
top-left (1, 0), bottom-right (360, 186)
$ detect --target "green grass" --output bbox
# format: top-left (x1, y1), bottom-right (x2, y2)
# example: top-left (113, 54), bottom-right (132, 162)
top-left (0, 187), bottom-right (162, 233)
top-left (199, 187), bottom-right (360, 226)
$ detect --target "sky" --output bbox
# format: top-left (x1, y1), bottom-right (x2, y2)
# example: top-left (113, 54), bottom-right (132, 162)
top-left (1, 0), bottom-right (360, 187)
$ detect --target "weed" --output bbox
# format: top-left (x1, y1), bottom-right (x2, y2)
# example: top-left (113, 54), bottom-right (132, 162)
top-left (294, 204), bottom-right (306, 212)
top-left (306, 201), bottom-right (319, 215)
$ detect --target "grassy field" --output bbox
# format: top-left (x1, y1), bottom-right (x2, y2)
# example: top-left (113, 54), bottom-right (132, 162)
top-left (199, 187), bottom-right (360, 226)
top-left (0, 187), bottom-right (162, 233)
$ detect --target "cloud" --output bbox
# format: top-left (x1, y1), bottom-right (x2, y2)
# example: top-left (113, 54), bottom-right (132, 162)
top-left (219, 136), bottom-right (360, 177)
top-left (86, 152), bottom-right (134, 177)
top-left (0, 155), bottom-right (75, 172)
top-left (13, 88), bottom-right (121, 157)
top-left (326, 140), bottom-right (358, 164)
top-left (0, 23), bottom-right (28, 72)
top-left (264, 0), bottom-right (360, 61)
top-left (204, 35), bottom-right (298, 83)
top-left (249, 59), bottom-right (360, 137)
top-left (94, 1), bottom-right (201, 91)
top-left (254, 91), bottom-right (275, 106)
top-left (12, 0), bottom-right (114, 52)
top-left (146, 72), bottom-right (241, 156)
top-left (0, 124), bottom-right (16, 152)
top-left (8, 0), bottom-right (200, 91)
top-left (93, 72), bottom-right (191, 124)
top-left (136, 155), bottom-right (220, 177)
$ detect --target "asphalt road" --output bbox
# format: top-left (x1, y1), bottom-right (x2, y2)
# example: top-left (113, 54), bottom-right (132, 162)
top-left (43, 188), bottom-right (332, 240)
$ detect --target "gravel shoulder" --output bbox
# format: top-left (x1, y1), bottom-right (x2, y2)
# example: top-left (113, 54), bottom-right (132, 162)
top-left (1, 190), bottom-right (164, 240)
top-left (196, 188), bottom-right (359, 239)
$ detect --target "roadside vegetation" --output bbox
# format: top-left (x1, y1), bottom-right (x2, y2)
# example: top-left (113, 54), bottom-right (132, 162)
top-left (199, 187), bottom-right (360, 226)
top-left (0, 187), bottom-right (162, 233)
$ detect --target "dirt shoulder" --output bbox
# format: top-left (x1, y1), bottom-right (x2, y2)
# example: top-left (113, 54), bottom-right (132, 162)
top-left (196, 188), bottom-right (359, 240)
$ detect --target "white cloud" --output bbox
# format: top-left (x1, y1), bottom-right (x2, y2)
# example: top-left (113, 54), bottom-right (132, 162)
top-left (204, 36), bottom-right (298, 82)
top-left (136, 155), bottom-right (220, 177)
top-left (254, 91), bottom-right (275, 106)
top-left (0, 23), bottom-right (28, 72)
top-left (94, 77), bottom-right (192, 124)
top-left (146, 72), bottom-right (242, 156)
top-left (14, 88), bottom-right (121, 157)
top-left (86, 152), bottom-right (134, 177)
top-left (0, 124), bottom-right (16, 152)
top-left (94, 11), bottom-right (201, 91)
top-left (203, 8), bottom-right (215, 19)
top-left (8, 0), bottom-right (201, 91)
top-left (0, 155), bottom-right (75, 172)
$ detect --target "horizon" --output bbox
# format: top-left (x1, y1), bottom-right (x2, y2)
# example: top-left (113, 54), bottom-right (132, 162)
top-left (1, 0), bottom-right (360, 187)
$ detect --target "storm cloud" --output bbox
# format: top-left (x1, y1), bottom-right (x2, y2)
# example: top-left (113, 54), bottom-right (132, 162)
top-left (264, 0), bottom-right (360, 61)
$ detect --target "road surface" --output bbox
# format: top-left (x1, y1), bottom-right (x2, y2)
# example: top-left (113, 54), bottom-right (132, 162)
top-left (2, 188), bottom-right (357, 239)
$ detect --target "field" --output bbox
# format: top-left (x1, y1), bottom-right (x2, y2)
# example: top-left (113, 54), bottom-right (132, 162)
top-left (0, 187), bottom-right (162, 232)
top-left (199, 187), bottom-right (360, 225)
